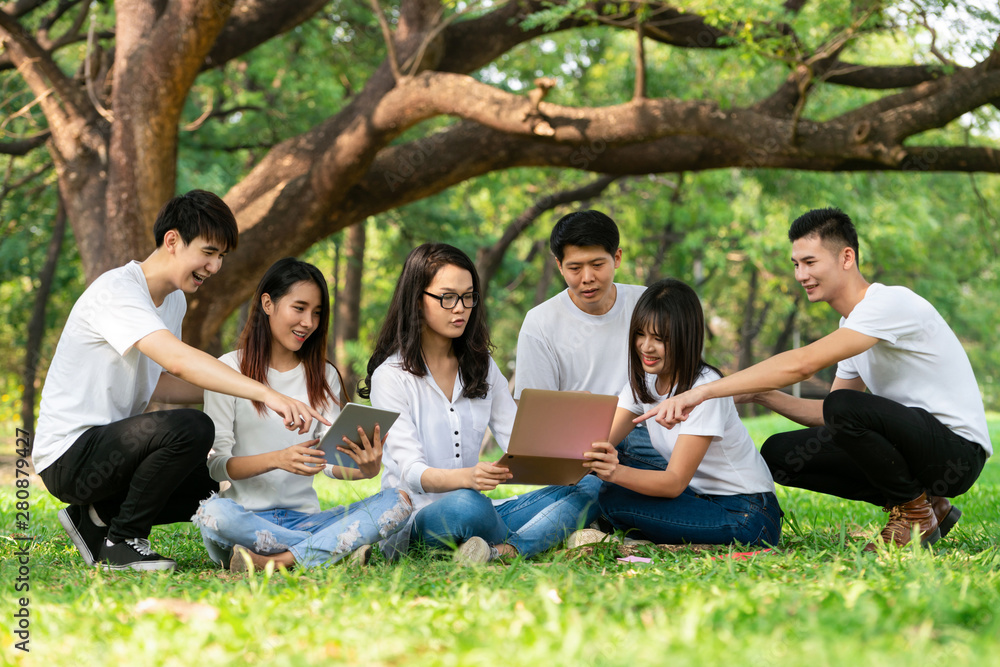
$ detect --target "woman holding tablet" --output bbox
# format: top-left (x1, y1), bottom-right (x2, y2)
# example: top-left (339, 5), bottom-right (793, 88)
top-left (193, 258), bottom-right (412, 571)
top-left (360, 243), bottom-right (601, 563)
top-left (580, 279), bottom-right (782, 546)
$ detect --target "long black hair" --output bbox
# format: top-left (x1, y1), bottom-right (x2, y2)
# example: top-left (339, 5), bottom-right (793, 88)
top-left (627, 278), bottom-right (721, 404)
top-left (238, 257), bottom-right (343, 414)
top-left (359, 243), bottom-right (493, 400)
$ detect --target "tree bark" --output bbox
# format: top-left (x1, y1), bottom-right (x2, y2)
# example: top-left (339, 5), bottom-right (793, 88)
top-left (21, 196), bottom-right (67, 438)
top-left (334, 222), bottom-right (366, 399)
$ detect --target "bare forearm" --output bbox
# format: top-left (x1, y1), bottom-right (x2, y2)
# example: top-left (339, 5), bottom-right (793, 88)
top-left (172, 350), bottom-right (271, 404)
top-left (698, 349), bottom-right (815, 403)
top-left (755, 390), bottom-right (825, 427)
top-left (151, 373), bottom-right (204, 404)
top-left (612, 466), bottom-right (686, 498)
top-left (225, 453), bottom-right (280, 480)
top-left (419, 467), bottom-right (471, 493)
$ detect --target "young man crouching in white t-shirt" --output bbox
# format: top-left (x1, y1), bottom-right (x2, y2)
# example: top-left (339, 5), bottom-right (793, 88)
top-left (638, 207), bottom-right (991, 551)
top-left (34, 190), bottom-right (329, 572)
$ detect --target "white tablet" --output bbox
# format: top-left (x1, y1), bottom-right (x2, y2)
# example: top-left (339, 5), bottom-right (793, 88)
top-left (313, 403), bottom-right (399, 469)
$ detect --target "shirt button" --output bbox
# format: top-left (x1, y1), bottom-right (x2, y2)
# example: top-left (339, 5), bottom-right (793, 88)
top-left (455, 443), bottom-right (460, 447)
top-left (455, 453), bottom-right (460, 458)
top-left (450, 408), bottom-right (454, 412)
top-left (454, 431), bottom-right (459, 435)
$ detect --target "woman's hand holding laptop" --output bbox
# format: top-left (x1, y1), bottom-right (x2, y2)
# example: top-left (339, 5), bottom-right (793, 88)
top-left (583, 441), bottom-right (620, 483)
top-left (468, 461), bottom-right (513, 491)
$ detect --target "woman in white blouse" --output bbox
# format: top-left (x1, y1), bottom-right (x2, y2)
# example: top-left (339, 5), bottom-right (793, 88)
top-left (359, 243), bottom-right (601, 563)
top-left (193, 258), bottom-right (412, 571)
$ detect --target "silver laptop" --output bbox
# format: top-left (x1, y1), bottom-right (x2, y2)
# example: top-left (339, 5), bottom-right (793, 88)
top-left (501, 389), bottom-right (618, 486)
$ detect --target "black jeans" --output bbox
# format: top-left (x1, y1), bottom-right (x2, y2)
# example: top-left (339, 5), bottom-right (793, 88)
top-left (761, 390), bottom-right (988, 507)
top-left (39, 409), bottom-right (218, 543)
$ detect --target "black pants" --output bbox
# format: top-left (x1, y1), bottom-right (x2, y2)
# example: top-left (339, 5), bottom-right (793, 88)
top-left (761, 390), bottom-right (987, 507)
top-left (39, 409), bottom-right (218, 543)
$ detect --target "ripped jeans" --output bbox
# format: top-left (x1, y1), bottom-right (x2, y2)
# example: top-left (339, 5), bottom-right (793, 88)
top-left (193, 489), bottom-right (412, 568)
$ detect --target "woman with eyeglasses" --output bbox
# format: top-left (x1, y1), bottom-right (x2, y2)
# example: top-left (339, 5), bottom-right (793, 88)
top-left (359, 243), bottom-right (601, 563)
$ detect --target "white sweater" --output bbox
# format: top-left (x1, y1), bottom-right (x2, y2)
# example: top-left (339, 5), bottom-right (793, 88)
top-left (204, 352), bottom-right (343, 513)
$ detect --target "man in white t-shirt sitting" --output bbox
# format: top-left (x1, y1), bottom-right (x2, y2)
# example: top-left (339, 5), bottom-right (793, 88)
top-left (34, 191), bottom-right (327, 572)
top-left (637, 208), bottom-right (991, 551)
top-left (514, 210), bottom-right (662, 473)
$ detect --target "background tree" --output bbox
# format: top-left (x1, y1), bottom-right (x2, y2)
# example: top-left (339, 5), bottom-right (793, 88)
top-left (3, 0), bottom-right (1000, 425)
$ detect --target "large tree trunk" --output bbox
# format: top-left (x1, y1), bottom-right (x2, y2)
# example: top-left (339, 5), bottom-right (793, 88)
top-left (334, 222), bottom-right (366, 400)
top-left (21, 197), bottom-right (67, 440)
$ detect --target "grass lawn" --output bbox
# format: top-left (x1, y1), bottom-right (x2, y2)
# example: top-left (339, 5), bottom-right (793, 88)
top-left (2, 414), bottom-right (999, 666)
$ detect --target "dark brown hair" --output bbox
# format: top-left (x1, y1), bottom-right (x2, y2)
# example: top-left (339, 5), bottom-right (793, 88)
top-left (788, 207), bottom-right (860, 263)
top-left (238, 258), bottom-right (342, 414)
top-left (628, 278), bottom-right (721, 404)
top-left (359, 243), bottom-right (492, 400)
top-left (153, 189), bottom-right (238, 252)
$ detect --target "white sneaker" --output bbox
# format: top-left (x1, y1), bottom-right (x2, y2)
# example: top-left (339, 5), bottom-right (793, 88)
top-left (566, 528), bottom-right (620, 548)
top-left (453, 536), bottom-right (499, 565)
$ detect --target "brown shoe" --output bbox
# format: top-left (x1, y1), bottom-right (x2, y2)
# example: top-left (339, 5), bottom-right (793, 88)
top-left (926, 495), bottom-right (962, 538)
top-left (863, 492), bottom-right (941, 552)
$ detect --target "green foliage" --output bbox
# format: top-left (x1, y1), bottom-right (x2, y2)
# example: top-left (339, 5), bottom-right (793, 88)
top-left (2, 415), bottom-right (999, 665)
top-left (4, 0), bottom-right (1000, 425)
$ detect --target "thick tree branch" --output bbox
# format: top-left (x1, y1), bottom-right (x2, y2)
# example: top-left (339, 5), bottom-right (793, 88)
top-left (436, 1), bottom-right (733, 75)
top-left (0, 131), bottom-right (50, 155)
top-left (824, 62), bottom-right (951, 88)
top-left (2, 0), bottom-right (45, 18)
top-left (204, 0), bottom-right (328, 68)
top-left (0, 9), bottom-right (91, 118)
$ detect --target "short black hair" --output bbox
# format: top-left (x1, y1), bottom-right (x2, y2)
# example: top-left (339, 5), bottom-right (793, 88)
top-left (153, 190), bottom-right (239, 251)
top-left (549, 210), bottom-right (620, 262)
top-left (788, 207), bottom-right (859, 261)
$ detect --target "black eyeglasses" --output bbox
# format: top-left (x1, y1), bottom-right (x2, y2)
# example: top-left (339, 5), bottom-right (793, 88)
top-left (423, 291), bottom-right (479, 309)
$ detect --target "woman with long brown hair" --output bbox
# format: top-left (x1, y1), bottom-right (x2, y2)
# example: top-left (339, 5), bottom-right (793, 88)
top-left (361, 243), bottom-right (601, 563)
top-left (193, 258), bottom-right (411, 571)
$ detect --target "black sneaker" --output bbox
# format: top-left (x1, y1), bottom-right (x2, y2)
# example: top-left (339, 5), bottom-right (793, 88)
top-left (57, 505), bottom-right (108, 567)
top-left (98, 538), bottom-right (177, 572)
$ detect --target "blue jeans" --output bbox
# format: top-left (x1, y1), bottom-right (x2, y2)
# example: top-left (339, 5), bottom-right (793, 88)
top-left (193, 489), bottom-right (412, 568)
top-left (600, 483), bottom-right (782, 547)
top-left (413, 475), bottom-right (602, 558)
top-left (617, 425), bottom-right (667, 471)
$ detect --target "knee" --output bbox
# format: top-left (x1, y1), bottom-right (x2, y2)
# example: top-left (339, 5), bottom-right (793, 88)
top-left (760, 434), bottom-right (790, 471)
top-left (438, 488), bottom-right (491, 516)
top-left (822, 389), bottom-right (862, 426)
top-left (576, 474), bottom-right (602, 499)
top-left (760, 431), bottom-right (814, 485)
top-left (173, 410), bottom-right (215, 454)
top-left (191, 493), bottom-right (228, 533)
top-left (187, 410), bottom-right (215, 448)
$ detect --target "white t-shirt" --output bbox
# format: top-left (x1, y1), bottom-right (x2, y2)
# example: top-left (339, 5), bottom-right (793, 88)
top-left (514, 283), bottom-right (646, 398)
top-left (203, 352), bottom-right (344, 514)
top-left (34, 261), bottom-right (186, 473)
top-left (618, 369), bottom-right (775, 496)
top-left (836, 283), bottom-right (992, 455)
top-left (370, 352), bottom-right (517, 557)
